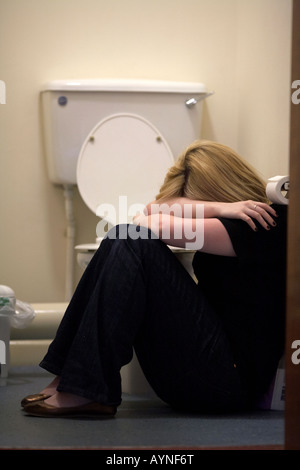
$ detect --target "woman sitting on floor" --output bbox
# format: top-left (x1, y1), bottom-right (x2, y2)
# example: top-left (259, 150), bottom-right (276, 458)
top-left (21, 140), bottom-right (287, 418)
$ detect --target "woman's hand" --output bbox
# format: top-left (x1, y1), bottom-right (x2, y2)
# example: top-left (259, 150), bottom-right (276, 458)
top-left (143, 199), bottom-right (278, 232)
top-left (216, 201), bottom-right (277, 231)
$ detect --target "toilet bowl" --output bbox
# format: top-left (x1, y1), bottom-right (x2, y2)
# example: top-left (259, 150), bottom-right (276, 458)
top-left (75, 241), bottom-right (196, 280)
top-left (74, 111), bottom-right (199, 277)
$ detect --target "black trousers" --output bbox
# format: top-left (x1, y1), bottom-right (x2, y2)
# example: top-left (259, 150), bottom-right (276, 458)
top-left (40, 225), bottom-right (249, 412)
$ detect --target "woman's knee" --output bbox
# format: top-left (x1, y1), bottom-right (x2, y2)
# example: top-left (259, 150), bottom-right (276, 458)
top-left (106, 223), bottom-right (157, 242)
top-left (103, 224), bottom-right (171, 263)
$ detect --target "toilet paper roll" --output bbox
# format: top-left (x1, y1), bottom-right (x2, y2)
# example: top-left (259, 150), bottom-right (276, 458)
top-left (266, 175), bottom-right (289, 205)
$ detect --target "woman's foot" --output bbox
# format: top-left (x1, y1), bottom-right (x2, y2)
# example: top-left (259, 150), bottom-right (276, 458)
top-left (41, 376), bottom-right (60, 396)
top-left (23, 391), bottom-right (117, 418)
top-left (44, 391), bottom-right (91, 408)
top-left (20, 376), bottom-right (60, 407)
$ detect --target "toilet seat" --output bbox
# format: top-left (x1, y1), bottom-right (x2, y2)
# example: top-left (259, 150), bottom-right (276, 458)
top-left (77, 113), bottom-right (174, 225)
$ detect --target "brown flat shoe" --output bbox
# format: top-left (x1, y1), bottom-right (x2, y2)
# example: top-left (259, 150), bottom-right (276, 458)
top-left (23, 400), bottom-right (117, 418)
top-left (21, 393), bottom-right (51, 408)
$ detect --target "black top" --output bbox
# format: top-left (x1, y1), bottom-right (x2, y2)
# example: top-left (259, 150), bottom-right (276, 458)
top-left (192, 204), bottom-right (287, 402)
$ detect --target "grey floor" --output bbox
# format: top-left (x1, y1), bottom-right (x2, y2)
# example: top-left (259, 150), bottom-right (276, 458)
top-left (0, 366), bottom-right (284, 451)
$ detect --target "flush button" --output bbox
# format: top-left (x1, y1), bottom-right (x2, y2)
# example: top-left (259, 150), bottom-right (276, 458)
top-left (58, 96), bottom-right (68, 106)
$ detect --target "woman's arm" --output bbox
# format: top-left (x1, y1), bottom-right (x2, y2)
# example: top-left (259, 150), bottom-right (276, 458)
top-left (144, 198), bottom-right (277, 232)
top-left (133, 213), bottom-right (236, 257)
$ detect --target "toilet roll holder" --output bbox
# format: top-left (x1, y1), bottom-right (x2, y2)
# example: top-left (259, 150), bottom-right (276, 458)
top-left (266, 175), bottom-right (289, 205)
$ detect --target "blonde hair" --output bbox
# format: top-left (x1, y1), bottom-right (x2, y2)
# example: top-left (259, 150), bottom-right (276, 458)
top-left (156, 140), bottom-right (269, 203)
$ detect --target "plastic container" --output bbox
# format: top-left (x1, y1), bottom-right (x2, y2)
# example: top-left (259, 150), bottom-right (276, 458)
top-left (0, 285), bottom-right (16, 385)
top-left (0, 285), bottom-right (35, 385)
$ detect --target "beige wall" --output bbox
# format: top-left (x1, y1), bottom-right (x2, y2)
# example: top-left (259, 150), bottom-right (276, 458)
top-left (0, 0), bottom-right (292, 303)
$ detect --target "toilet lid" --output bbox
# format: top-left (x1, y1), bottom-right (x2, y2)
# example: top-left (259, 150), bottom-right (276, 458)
top-left (77, 113), bottom-right (174, 225)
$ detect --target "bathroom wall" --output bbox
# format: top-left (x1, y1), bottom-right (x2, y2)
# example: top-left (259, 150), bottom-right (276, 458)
top-left (0, 0), bottom-right (292, 302)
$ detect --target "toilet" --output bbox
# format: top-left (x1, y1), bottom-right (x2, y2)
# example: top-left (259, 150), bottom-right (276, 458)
top-left (41, 79), bottom-right (209, 274)
top-left (40, 79), bottom-right (210, 394)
